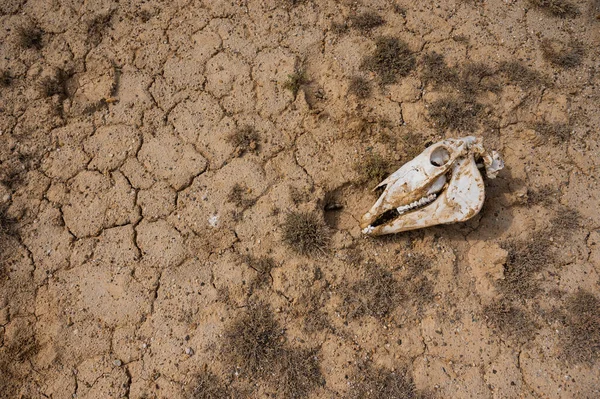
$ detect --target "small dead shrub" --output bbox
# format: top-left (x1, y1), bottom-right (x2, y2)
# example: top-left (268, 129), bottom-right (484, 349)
top-left (282, 211), bottom-right (329, 256)
top-left (361, 36), bottom-right (416, 85)
top-left (244, 255), bottom-right (277, 292)
top-left (428, 97), bottom-right (483, 131)
top-left (223, 301), bottom-right (284, 377)
top-left (457, 62), bottom-right (500, 95)
top-left (420, 52), bottom-right (458, 87)
top-left (550, 206), bottom-right (582, 232)
top-left (348, 363), bottom-right (424, 399)
top-left (562, 290), bottom-right (600, 364)
top-left (354, 152), bottom-right (391, 185)
top-left (1, 70), bottom-right (12, 87)
top-left (532, 121), bottom-right (571, 143)
top-left (189, 371), bottom-right (232, 399)
top-left (348, 76), bottom-right (372, 99)
top-left (17, 25), bottom-right (43, 49)
top-left (227, 183), bottom-right (256, 209)
top-left (284, 70), bottom-right (309, 98)
top-left (228, 126), bottom-right (259, 156)
top-left (526, 184), bottom-right (557, 206)
top-left (341, 263), bottom-right (405, 320)
top-left (541, 39), bottom-right (584, 68)
top-left (39, 69), bottom-right (70, 100)
top-left (484, 300), bottom-right (537, 341)
top-left (276, 348), bottom-right (324, 398)
top-left (349, 11), bottom-right (385, 32)
top-left (498, 60), bottom-right (545, 88)
top-left (528, 0), bottom-right (579, 17)
top-left (498, 238), bottom-right (553, 300)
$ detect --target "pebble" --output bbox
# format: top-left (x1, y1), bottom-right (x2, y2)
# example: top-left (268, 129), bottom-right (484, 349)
top-left (113, 359), bottom-right (122, 367)
top-left (185, 347), bottom-right (194, 356)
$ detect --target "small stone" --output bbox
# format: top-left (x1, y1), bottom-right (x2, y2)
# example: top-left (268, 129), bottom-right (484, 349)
top-left (113, 359), bottom-right (122, 367)
top-left (185, 347), bottom-right (194, 356)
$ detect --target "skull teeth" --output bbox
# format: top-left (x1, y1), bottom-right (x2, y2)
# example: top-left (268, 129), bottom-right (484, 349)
top-left (396, 193), bottom-right (437, 215)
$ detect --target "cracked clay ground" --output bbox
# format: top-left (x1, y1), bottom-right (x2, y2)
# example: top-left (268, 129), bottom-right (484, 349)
top-left (1, 0), bottom-right (600, 398)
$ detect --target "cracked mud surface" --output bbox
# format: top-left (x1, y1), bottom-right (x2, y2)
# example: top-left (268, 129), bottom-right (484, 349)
top-left (1, 0), bottom-right (600, 398)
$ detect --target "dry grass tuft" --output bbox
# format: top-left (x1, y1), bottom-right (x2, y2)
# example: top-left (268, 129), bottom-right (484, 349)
top-left (348, 76), bottom-right (372, 99)
top-left (361, 36), bottom-right (416, 85)
top-left (550, 206), bottom-right (582, 232)
top-left (484, 300), bottom-right (537, 341)
top-left (420, 52), bottom-right (458, 87)
top-left (227, 183), bottom-right (256, 209)
top-left (528, 0), bottom-right (579, 17)
top-left (228, 126), bottom-right (259, 157)
top-left (189, 371), bottom-right (234, 399)
top-left (532, 121), bottom-right (571, 143)
top-left (39, 69), bottom-right (70, 100)
top-left (562, 290), bottom-right (600, 364)
top-left (428, 97), bottom-right (483, 131)
top-left (284, 70), bottom-right (309, 98)
top-left (282, 211), bottom-right (329, 256)
top-left (17, 25), bottom-right (43, 49)
top-left (349, 11), bottom-right (385, 32)
top-left (457, 62), bottom-right (500, 94)
top-left (1, 70), bottom-right (12, 87)
top-left (341, 263), bottom-right (405, 320)
top-left (348, 363), bottom-right (426, 399)
top-left (527, 184), bottom-right (558, 206)
top-left (498, 238), bottom-right (554, 300)
top-left (223, 301), bottom-right (284, 377)
top-left (276, 348), bottom-right (324, 398)
top-left (354, 152), bottom-right (391, 185)
top-left (541, 39), bottom-right (584, 68)
top-left (244, 255), bottom-right (277, 292)
top-left (498, 60), bottom-right (546, 88)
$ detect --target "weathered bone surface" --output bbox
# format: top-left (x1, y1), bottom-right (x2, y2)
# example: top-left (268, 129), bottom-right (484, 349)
top-left (361, 136), bottom-right (504, 236)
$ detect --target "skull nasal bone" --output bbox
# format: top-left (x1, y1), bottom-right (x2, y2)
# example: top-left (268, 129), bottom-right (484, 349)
top-left (430, 146), bottom-right (450, 167)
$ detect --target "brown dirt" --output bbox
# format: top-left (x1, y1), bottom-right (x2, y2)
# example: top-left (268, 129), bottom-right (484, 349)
top-left (1, 0), bottom-right (600, 398)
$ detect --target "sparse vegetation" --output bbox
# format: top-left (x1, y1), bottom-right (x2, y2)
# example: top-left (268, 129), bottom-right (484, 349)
top-left (428, 97), bottom-right (483, 131)
top-left (275, 348), bottom-right (324, 398)
top-left (498, 238), bottom-right (554, 300)
top-left (484, 300), bottom-right (537, 341)
top-left (354, 152), bottom-right (391, 185)
top-left (341, 262), bottom-right (405, 319)
top-left (39, 69), bottom-right (70, 100)
top-left (348, 76), bottom-right (372, 99)
top-left (228, 183), bottom-right (255, 208)
top-left (228, 126), bottom-right (259, 157)
top-left (295, 288), bottom-right (330, 333)
top-left (349, 363), bottom-right (424, 399)
top-left (527, 184), bottom-right (557, 206)
top-left (498, 60), bottom-right (546, 88)
top-left (222, 301), bottom-right (323, 397)
top-left (189, 371), bottom-right (234, 399)
top-left (17, 25), bottom-right (43, 49)
top-left (350, 11), bottom-right (385, 32)
top-left (420, 52), bottom-right (458, 88)
top-left (330, 21), bottom-right (349, 34)
top-left (457, 62), bottom-right (500, 95)
top-left (532, 121), bottom-right (571, 143)
top-left (87, 13), bottom-right (113, 46)
top-left (550, 206), bottom-right (582, 232)
top-left (284, 70), bottom-right (309, 98)
top-left (244, 255), bottom-right (277, 292)
top-left (562, 290), bottom-right (600, 364)
top-left (528, 0), bottom-right (579, 17)
top-left (541, 39), bottom-right (584, 68)
top-left (223, 301), bottom-right (284, 377)
top-left (361, 36), bottom-right (416, 85)
top-left (1, 70), bottom-right (12, 87)
top-left (282, 211), bottom-right (329, 256)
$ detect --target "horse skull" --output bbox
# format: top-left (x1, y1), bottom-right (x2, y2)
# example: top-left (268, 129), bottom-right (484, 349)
top-left (361, 136), bottom-right (503, 236)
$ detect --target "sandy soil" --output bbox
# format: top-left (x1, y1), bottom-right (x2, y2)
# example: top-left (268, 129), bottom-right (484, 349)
top-left (1, 0), bottom-right (600, 398)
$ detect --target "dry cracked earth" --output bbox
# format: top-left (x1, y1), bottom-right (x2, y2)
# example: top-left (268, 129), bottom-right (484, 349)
top-left (1, 0), bottom-right (600, 398)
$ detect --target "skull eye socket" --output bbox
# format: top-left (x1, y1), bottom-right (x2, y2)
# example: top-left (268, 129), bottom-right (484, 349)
top-left (430, 146), bottom-right (450, 167)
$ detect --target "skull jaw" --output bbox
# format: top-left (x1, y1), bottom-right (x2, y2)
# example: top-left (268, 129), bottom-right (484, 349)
top-left (362, 155), bottom-right (485, 236)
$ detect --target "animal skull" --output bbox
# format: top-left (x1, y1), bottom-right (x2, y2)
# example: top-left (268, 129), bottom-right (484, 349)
top-left (361, 136), bottom-right (503, 236)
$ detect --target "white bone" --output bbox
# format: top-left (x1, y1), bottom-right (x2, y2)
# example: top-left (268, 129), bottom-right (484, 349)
top-left (361, 136), bottom-right (503, 236)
